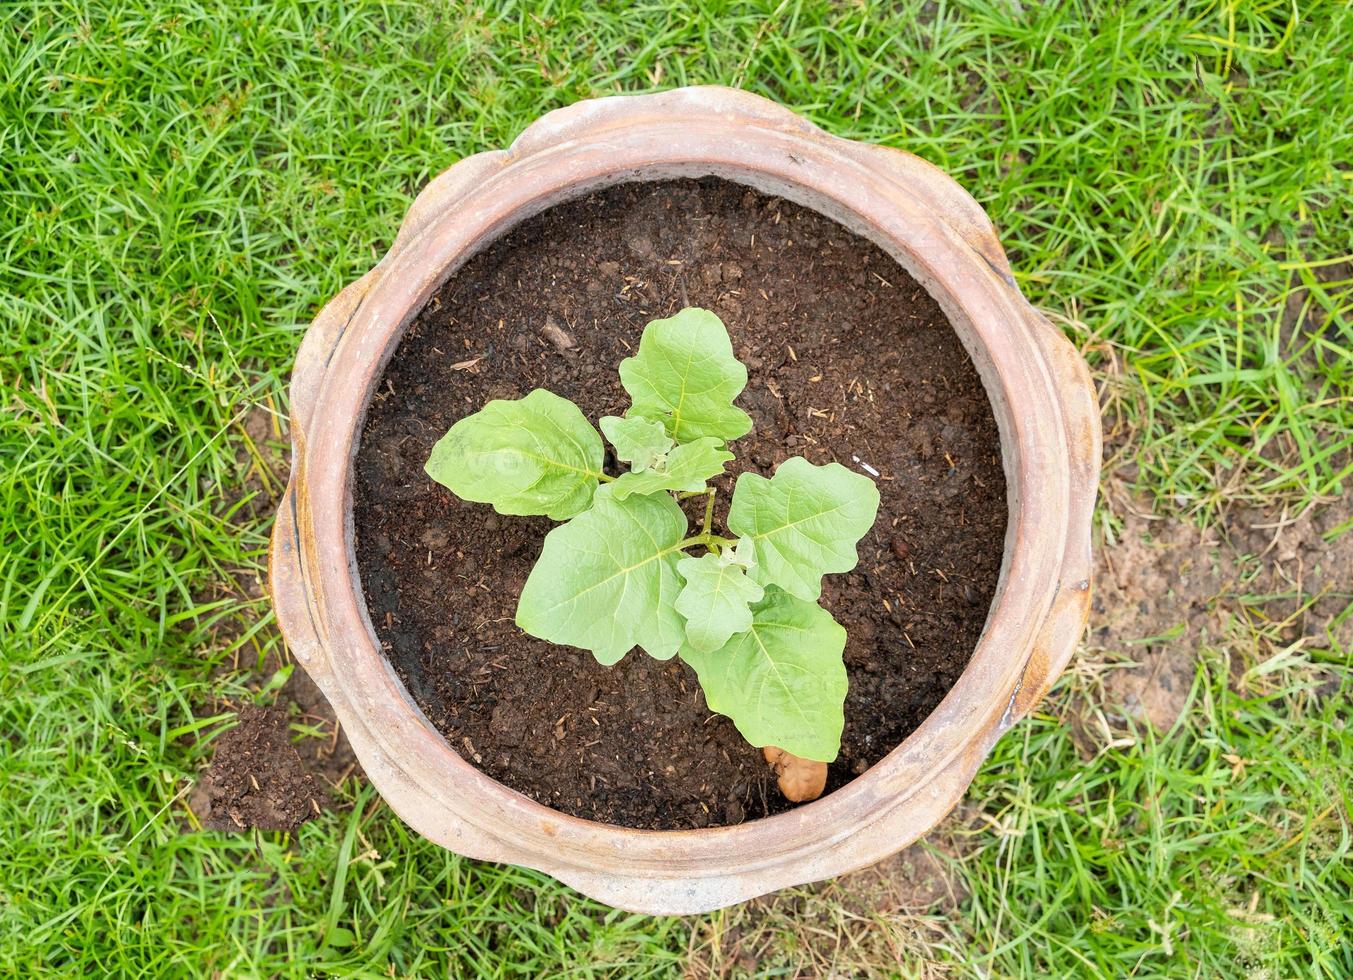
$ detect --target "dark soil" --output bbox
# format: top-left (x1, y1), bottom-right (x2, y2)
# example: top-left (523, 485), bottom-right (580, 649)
top-left (191, 704), bottom-right (327, 831)
top-left (187, 406), bottom-right (358, 834)
top-left (352, 178), bottom-right (1007, 830)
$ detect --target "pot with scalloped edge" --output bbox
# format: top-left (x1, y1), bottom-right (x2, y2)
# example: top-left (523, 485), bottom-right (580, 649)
top-left (270, 86), bottom-right (1100, 915)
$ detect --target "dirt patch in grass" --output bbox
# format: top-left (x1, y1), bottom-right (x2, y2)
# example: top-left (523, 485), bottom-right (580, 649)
top-left (188, 662), bottom-right (358, 832)
top-left (190, 704), bottom-right (328, 832)
top-left (1082, 471), bottom-right (1351, 739)
top-left (1089, 493), bottom-right (1232, 732)
top-left (188, 404), bottom-right (360, 832)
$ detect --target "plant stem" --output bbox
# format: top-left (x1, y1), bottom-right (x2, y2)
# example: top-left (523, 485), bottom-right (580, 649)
top-left (597, 472), bottom-right (615, 483)
top-left (700, 488), bottom-right (716, 536)
top-left (673, 488), bottom-right (726, 552)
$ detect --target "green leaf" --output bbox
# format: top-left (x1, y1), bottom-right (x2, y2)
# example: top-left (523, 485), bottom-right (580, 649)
top-left (599, 415), bottom-right (673, 472)
top-left (619, 308), bottom-right (752, 444)
top-left (606, 438), bottom-right (733, 500)
top-left (425, 388), bottom-right (604, 520)
top-left (675, 549), bottom-right (764, 653)
top-left (727, 456), bottom-right (880, 601)
top-left (516, 490), bottom-right (688, 665)
top-left (679, 588), bottom-right (847, 762)
top-left (325, 926), bottom-right (357, 949)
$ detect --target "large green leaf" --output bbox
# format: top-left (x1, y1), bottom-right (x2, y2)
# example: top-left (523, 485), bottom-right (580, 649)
top-left (516, 489), bottom-right (688, 665)
top-left (675, 547), bottom-right (764, 653)
top-left (599, 415), bottom-right (672, 472)
top-left (425, 388), bottom-right (604, 520)
top-left (727, 456), bottom-right (880, 600)
top-left (618, 308), bottom-right (752, 444)
top-left (679, 587), bottom-right (847, 762)
top-left (606, 437), bottom-right (733, 501)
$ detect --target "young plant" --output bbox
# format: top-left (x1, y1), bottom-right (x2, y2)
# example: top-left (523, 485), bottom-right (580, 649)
top-left (425, 308), bottom-right (879, 779)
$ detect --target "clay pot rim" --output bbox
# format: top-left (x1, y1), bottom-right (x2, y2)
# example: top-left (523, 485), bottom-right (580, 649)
top-left (274, 87), bottom-right (1095, 903)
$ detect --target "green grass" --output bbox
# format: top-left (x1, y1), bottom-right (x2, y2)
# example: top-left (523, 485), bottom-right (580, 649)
top-left (2, 0), bottom-right (1350, 975)
top-left (959, 653), bottom-right (1351, 976)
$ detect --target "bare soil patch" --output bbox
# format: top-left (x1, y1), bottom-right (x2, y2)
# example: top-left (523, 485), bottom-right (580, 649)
top-left (188, 405), bottom-right (358, 833)
top-left (1085, 471), bottom-right (1351, 737)
top-left (190, 704), bottom-right (327, 832)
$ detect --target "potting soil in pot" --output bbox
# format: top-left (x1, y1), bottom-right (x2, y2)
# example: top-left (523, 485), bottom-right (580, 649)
top-left (352, 178), bottom-right (1007, 830)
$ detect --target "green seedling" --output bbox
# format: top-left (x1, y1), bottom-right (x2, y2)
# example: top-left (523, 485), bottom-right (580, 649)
top-left (426, 308), bottom-right (879, 763)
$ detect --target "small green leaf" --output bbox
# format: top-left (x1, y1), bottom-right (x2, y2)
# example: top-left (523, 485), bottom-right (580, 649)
top-left (516, 490), bottom-right (688, 664)
top-left (619, 308), bottom-right (752, 444)
top-left (606, 438), bottom-right (733, 500)
top-left (675, 550), bottom-right (764, 653)
top-left (599, 415), bottom-right (673, 472)
top-left (325, 926), bottom-right (357, 949)
top-left (727, 456), bottom-right (880, 601)
top-left (679, 588), bottom-right (847, 762)
top-left (425, 389), bottom-right (604, 520)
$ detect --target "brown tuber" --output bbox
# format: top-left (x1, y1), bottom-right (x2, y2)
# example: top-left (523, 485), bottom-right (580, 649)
top-left (763, 746), bottom-right (827, 802)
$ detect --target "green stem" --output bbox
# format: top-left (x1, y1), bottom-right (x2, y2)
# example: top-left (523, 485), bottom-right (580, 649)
top-left (597, 472), bottom-right (615, 483)
top-left (673, 488), bottom-right (725, 552)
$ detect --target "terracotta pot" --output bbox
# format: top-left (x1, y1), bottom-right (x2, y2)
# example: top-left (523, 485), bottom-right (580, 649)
top-left (270, 86), bottom-right (1100, 915)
